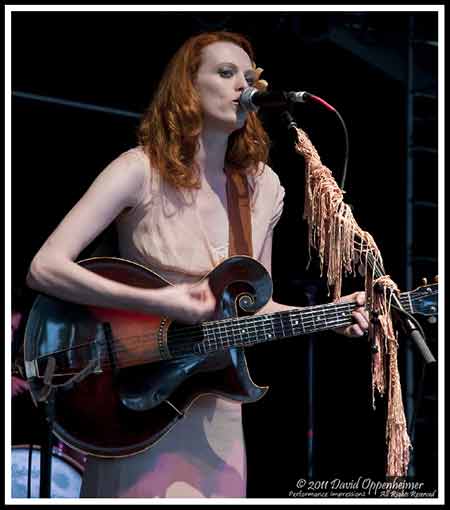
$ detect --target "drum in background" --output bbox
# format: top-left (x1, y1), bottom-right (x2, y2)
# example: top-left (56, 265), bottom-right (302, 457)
top-left (11, 445), bottom-right (84, 498)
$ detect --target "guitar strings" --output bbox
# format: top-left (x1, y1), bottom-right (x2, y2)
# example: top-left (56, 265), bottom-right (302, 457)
top-left (94, 285), bottom-right (436, 368)
top-left (38, 299), bottom-right (359, 356)
top-left (168, 316), bottom-right (352, 358)
top-left (35, 290), bottom-right (435, 371)
top-left (40, 290), bottom-right (430, 359)
top-left (36, 301), bottom-right (359, 367)
top-left (150, 289), bottom-right (435, 359)
top-left (162, 289), bottom-right (433, 347)
top-left (35, 291), bottom-right (434, 365)
top-left (97, 313), bottom-right (356, 369)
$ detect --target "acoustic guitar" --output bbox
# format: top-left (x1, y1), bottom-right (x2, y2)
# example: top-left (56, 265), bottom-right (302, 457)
top-left (23, 256), bottom-right (438, 458)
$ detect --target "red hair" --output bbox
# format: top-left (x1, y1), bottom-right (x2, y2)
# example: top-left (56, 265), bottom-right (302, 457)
top-left (138, 31), bottom-right (270, 189)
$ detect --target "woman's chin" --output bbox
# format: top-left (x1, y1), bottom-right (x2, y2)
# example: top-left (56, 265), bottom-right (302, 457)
top-left (226, 114), bottom-right (248, 134)
top-left (203, 113), bottom-right (247, 134)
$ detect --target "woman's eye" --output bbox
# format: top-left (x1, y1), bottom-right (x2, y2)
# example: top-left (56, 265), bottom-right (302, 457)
top-left (219, 69), bottom-right (234, 78)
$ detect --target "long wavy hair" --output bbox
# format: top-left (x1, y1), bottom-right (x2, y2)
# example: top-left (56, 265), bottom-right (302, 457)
top-left (138, 31), bottom-right (270, 189)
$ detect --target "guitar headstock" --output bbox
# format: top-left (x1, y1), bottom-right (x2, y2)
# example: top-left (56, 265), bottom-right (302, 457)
top-left (408, 276), bottom-right (438, 320)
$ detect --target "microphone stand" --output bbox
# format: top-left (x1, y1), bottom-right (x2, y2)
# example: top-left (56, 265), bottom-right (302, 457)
top-left (30, 356), bottom-right (58, 498)
top-left (38, 388), bottom-right (55, 498)
top-left (390, 292), bottom-right (436, 365)
top-left (280, 109), bottom-right (320, 478)
top-left (279, 109), bottom-right (299, 147)
top-left (30, 353), bottom-right (98, 498)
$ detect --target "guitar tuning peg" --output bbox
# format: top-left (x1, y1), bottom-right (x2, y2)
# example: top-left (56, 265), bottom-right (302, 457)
top-left (421, 277), bottom-right (428, 286)
top-left (433, 275), bottom-right (439, 283)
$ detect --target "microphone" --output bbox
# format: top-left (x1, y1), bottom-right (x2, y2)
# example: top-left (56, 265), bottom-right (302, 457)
top-left (239, 87), bottom-right (310, 113)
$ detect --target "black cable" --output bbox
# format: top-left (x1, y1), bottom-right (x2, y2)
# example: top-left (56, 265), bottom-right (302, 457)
top-left (332, 108), bottom-right (350, 192)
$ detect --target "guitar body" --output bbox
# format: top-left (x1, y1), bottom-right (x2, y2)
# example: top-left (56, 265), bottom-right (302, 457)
top-left (24, 256), bottom-right (273, 458)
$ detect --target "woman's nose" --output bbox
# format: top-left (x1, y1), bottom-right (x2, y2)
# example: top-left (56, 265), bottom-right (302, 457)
top-left (236, 73), bottom-right (250, 91)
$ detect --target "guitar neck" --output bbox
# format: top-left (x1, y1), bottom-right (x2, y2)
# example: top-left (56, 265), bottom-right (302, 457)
top-left (200, 302), bottom-right (354, 354)
top-left (169, 291), bottom-right (415, 358)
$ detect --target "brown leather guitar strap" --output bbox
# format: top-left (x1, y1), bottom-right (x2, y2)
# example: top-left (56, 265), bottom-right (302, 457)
top-left (225, 168), bottom-right (253, 257)
top-left (219, 168), bottom-right (257, 389)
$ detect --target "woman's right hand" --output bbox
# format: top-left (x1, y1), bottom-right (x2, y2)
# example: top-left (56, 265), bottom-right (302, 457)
top-left (151, 280), bottom-right (216, 324)
top-left (26, 151), bottom-right (218, 325)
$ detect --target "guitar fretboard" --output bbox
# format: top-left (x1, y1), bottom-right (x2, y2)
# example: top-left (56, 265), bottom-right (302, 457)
top-left (169, 293), bottom-right (414, 358)
top-left (201, 305), bottom-right (348, 353)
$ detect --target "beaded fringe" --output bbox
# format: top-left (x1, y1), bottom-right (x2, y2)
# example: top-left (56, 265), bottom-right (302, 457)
top-left (294, 127), bottom-right (411, 477)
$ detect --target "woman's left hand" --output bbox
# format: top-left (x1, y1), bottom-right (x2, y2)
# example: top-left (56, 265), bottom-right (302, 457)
top-left (333, 291), bottom-right (369, 338)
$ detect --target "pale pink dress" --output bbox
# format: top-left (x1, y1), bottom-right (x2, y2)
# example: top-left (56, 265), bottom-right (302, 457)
top-left (80, 147), bottom-right (285, 498)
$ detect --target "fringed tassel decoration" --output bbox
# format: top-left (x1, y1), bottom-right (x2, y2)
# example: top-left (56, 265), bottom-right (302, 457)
top-left (372, 277), bottom-right (412, 477)
top-left (294, 127), bottom-right (383, 300)
top-left (294, 127), bottom-right (411, 477)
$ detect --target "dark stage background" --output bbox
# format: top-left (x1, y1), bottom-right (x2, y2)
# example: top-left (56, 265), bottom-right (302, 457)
top-left (10, 11), bottom-right (439, 498)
